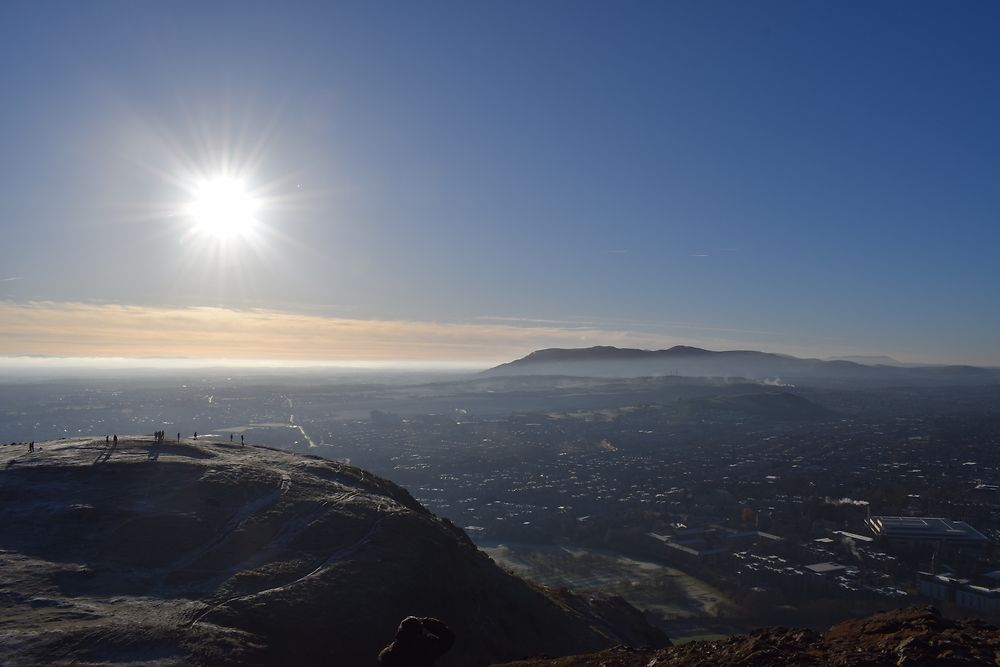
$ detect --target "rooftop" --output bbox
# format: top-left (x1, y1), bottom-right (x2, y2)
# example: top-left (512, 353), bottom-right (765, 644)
top-left (867, 516), bottom-right (988, 543)
top-left (806, 561), bottom-right (851, 574)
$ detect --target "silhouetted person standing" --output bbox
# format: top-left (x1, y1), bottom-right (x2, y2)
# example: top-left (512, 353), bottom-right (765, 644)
top-left (240, 434), bottom-right (244, 446)
top-left (194, 431), bottom-right (197, 440)
top-left (230, 433), bottom-right (233, 442)
top-left (113, 435), bottom-right (118, 448)
top-left (378, 617), bottom-right (454, 667)
top-left (177, 432), bottom-right (181, 442)
top-left (28, 441), bottom-right (34, 453)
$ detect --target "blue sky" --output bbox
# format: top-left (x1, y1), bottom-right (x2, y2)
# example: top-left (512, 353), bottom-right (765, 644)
top-left (0, 1), bottom-right (998, 365)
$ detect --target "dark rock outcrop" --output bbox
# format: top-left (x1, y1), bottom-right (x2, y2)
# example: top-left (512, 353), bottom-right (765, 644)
top-left (378, 616), bottom-right (454, 666)
top-left (0, 437), bottom-right (667, 666)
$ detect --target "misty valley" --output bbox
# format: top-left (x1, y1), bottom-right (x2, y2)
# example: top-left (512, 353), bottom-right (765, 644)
top-left (5, 354), bottom-right (1000, 645)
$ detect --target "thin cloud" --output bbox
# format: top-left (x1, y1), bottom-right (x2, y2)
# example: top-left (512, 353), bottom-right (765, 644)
top-left (0, 301), bottom-right (858, 365)
top-left (0, 301), bottom-right (705, 364)
top-left (0, 276), bottom-right (24, 282)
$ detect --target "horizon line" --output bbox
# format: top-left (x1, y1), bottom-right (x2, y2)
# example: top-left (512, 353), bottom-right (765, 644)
top-left (1, 301), bottom-right (994, 368)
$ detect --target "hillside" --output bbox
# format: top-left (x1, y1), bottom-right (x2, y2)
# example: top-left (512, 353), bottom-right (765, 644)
top-left (493, 606), bottom-right (1000, 666)
top-left (484, 346), bottom-right (1000, 387)
top-left (0, 436), bottom-right (666, 666)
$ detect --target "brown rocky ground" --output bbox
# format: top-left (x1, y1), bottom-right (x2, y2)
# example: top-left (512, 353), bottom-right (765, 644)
top-left (493, 606), bottom-right (1000, 666)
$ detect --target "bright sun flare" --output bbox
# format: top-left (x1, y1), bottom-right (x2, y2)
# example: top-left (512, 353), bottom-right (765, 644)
top-left (188, 177), bottom-right (258, 239)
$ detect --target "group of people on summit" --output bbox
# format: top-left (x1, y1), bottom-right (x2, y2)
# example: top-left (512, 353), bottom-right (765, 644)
top-left (14, 431), bottom-right (250, 458)
top-left (152, 430), bottom-right (244, 445)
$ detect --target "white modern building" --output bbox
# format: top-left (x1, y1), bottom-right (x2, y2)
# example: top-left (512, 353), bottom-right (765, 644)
top-left (866, 516), bottom-right (988, 545)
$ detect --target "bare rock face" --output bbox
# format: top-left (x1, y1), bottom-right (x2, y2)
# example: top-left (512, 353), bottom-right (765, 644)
top-left (378, 616), bottom-right (455, 666)
top-left (494, 606), bottom-right (1000, 666)
top-left (0, 437), bottom-right (667, 666)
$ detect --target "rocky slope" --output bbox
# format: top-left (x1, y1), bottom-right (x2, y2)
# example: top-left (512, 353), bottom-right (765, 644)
top-left (0, 437), bottom-right (666, 666)
top-left (493, 606), bottom-right (1000, 666)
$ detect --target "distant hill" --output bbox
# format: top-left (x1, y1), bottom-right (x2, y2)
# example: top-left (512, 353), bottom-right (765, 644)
top-left (484, 346), bottom-right (1000, 387)
top-left (825, 354), bottom-right (906, 366)
top-left (0, 436), bottom-right (666, 666)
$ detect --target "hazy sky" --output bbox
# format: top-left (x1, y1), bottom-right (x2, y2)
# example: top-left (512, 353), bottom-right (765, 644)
top-left (1, 1), bottom-right (998, 366)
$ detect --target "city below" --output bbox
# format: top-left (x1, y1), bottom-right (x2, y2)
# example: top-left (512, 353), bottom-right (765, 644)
top-left (5, 359), bottom-right (999, 639)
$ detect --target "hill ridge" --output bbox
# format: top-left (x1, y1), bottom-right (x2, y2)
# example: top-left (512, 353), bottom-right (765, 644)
top-left (486, 346), bottom-right (1000, 387)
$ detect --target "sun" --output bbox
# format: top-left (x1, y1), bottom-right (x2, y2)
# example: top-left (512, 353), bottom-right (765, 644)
top-left (187, 176), bottom-right (258, 239)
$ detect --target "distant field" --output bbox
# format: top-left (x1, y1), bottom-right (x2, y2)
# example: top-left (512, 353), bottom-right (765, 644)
top-left (477, 541), bottom-right (736, 621)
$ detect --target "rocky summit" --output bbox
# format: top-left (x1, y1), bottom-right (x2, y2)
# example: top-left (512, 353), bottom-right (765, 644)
top-left (493, 606), bottom-right (1000, 666)
top-left (0, 437), bottom-right (666, 666)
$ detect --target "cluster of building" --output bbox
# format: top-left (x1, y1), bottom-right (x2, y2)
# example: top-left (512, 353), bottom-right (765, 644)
top-left (299, 404), bottom-right (1000, 618)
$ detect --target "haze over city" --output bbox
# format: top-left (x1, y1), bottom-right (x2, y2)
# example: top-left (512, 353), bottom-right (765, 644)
top-left (1, 1), bottom-right (998, 368)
